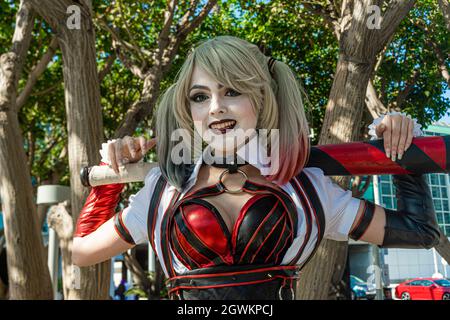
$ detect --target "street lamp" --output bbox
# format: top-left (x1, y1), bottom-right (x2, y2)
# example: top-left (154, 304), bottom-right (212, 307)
top-left (36, 185), bottom-right (71, 300)
top-left (372, 175), bottom-right (384, 300)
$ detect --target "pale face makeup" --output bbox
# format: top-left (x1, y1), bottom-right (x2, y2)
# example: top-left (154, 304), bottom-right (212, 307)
top-left (189, 66), bottom-right (258, 157)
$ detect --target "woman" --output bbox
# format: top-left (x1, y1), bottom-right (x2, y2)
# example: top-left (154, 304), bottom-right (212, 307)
top-left (72, 36), bottom-right (440, 300)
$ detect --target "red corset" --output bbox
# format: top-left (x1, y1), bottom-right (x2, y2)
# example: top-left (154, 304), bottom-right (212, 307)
top-left (169, 181), bottom-right (298, 269)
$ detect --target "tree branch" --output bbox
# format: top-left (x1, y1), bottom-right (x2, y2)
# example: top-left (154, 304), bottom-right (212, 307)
top-left (158, 0), bottom-right (177, 57)
top-left (178, 0), bottom-right (199, 28)
top-left (32, 81), bottom-right (62, 96)
top-left (393, 69), bottom-right (420, 110)
top-left (438, 0), bottom-right (450, 31)
top-left (16, 36), bottom-right (59, 111)
top-left (11, 0), bottom-right (36, 86)
top-left (412, 18), bottom-right (450, 87)
top-left (176, 0), bottom-right (218, 38)
top-left (35, 133), bottom-right (63, 170)
top-left (377, 0), bottom-right (416, 49)
top-left (1, 1), bottom-right (35, 111)
top-left (113, 40), bottom-right (146, 79)
top-left (117, 0), bottom-right (145, 61)
top-left (95, 16), bottom-right (152, 60)
top-left (98, 52), bottom-right (117, 82)
top-left (114, 1), bottom-right (219, 137)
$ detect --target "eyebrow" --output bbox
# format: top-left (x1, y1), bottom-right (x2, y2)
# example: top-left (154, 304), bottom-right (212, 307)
top-left (189, 84), bottom-right (224, 92)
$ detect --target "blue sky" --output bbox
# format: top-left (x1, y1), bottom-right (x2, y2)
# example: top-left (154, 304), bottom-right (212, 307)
top-left (439, 89), bottom-right (450, 123)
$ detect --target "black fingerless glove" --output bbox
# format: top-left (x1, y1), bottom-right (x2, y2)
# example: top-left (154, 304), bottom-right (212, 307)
top-left (380, 174), bottom-right (441, 249)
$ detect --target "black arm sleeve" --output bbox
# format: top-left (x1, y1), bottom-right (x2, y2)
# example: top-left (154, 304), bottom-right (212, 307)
top-left (380, 174), bottom-right (441, 249)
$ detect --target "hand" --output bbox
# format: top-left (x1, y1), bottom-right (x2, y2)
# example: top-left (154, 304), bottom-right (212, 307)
top-left (375, 114), bottom-right (414, 161)
top-left (108, 136), bottom-right (157, 174)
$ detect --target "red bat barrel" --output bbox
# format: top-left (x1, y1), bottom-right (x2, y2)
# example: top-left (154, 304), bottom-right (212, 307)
top-left (306, 136), bottom-right (450, 175)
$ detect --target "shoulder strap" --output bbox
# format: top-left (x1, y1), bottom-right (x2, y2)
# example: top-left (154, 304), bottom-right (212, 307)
top-left (289, 171), bottom-right (326, 268)
top-left (297, 171), bottom-right (326, 245)
top-left (147, 175), bottom-right (168, 252)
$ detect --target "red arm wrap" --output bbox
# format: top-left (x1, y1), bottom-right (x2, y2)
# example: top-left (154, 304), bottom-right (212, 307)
top-left (74, 162), bottom-right (125, 237)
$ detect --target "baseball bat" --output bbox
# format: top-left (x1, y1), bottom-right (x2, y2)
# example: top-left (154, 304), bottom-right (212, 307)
top-left (81, 136), bottom-right (450, 187)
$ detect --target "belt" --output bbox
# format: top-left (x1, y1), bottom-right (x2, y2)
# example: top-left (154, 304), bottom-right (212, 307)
top-left (166, 264), bottom-right (300, 300)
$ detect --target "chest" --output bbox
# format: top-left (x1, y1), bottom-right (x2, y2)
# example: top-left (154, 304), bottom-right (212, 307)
top-left (183, 176), bottom-right (278, 234)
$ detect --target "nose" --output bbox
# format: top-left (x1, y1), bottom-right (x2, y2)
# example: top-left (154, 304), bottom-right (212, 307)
top-left (209, 95), bottom-right (226, 115)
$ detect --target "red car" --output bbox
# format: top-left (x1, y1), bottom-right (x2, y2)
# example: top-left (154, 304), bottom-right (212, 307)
top-left (395, 278), bottom-right (450, 300)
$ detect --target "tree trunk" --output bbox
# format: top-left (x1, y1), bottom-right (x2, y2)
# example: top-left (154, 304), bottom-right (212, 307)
top-left (123, 249), bottom-right (152, 298)
top-left (28, 0), bottom-right (110, 299)
top-left (0, 0), bottom-right (53, 299)
top-left (46, 202), bottom-right (77, 299)
top-left (297, 0), bottom-right (416, 300)
top-left (297, 58), bottom-right (375, 300)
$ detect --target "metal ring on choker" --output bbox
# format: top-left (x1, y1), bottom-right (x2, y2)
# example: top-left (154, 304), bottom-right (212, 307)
top-left (278, 286), bottom-right (295, 300)
top-left (218, 168), bottom-right (248, 194)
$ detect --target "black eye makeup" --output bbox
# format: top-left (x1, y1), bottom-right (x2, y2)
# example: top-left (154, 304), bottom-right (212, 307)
top-left (189, 93), bottom-right (208, 103)
top-left (189, 89), bottom-right (241, 103)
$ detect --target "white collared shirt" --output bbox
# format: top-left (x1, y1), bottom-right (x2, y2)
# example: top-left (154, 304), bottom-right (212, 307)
top-left (120, 138), bottom-right (361, 277)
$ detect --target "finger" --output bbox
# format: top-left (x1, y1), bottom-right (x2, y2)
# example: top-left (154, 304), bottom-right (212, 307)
top-left (108, 142), bottom-right (119, 174)
top-left (145, 137), bottom-right (157, 151)
top-left (375, 123), bottom-right (386, 139)
top-left (390, 115), bottom-right (401, 162)
top-left (383, 115), bottom-right (392, 159)
top-left (405, 118), bottom-right (414, 151)
top-left (124, 135), bottom-right (136, 159)
top-left (138, 136), bottom-right (147, 156)
top-left (115, 138), bottom-right (123, 168)
top-left (397, 116), bottom-right (409, 160)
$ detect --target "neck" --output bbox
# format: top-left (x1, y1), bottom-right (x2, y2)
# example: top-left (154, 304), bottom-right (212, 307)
top-left (198, 163), bottom-right (261, 183)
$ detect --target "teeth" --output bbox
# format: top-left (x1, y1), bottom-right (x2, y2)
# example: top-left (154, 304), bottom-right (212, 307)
top-left (211, 121), bottom-right (236, 129)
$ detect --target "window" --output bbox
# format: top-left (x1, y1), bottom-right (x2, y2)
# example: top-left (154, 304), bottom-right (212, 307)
top-left (434, 279), bottom-right (450, 287)
top-left (382, 196), bottom-right (393, 209)
top-left (421, 280), bottom-right (433, 287)
top-left (441, 187), bottom-right (448, 198)
top-left (409, 280), bottom-right (422, 286)
top-left (437, 213), bottom-right (444, 225)
top-left (381, 183), bottom-right (391, 195)
top-left (377, 176), bottom-right (396, 210)
top-left (443, 200), bottom-right (449, 212)
top-left (426, 173), bottom-right (450, 237)
top-left (446, 226), bottom-right (450, 236)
